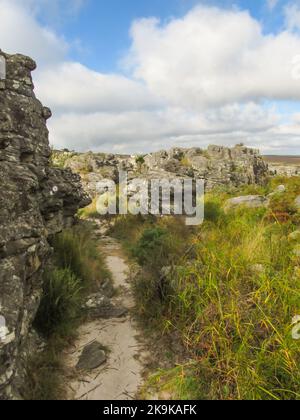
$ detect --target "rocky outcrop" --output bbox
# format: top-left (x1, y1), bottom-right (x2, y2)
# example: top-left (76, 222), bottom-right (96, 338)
top-left (0, 50), bottom-right (90, 399)
top-left (53, 145), bottom-right (269, 198)
top-left (268, 164), bottom-right (300, 177)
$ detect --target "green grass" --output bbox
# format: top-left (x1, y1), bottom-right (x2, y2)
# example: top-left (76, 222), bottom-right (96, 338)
top-left (78, 198), bottom-right (101, 219)
top-left (26, 222), bottom-right (111, 400)
top-left (51, 222), bottom-right (111, 288)
top-left (113, 176), bottom-right (300, 400)
top-left (34, 268), bottom-right (83, 338)
top-left (24, 337), bottom-right (67, 401)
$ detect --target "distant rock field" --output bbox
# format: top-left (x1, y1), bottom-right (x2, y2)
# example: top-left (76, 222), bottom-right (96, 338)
top-left (52, 144), bottom-right (269, 198)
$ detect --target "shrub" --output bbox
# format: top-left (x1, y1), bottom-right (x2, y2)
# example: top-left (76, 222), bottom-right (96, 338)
top-left (131, 219), bottom-right (193, 319)
top-left (135, 155), bottom-right (145, 165)
top-left (205, 199), bottom-right (224, 223)
top-left (180, 157), bottom-right (191, 167)
top-left (132, 228), bottom-right (169, 271)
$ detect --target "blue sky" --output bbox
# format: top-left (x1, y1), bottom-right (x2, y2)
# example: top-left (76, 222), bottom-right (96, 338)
top-left (37, 0), bottom-right (288, 72)
top-left (1, 0), bottom-right (300, 154)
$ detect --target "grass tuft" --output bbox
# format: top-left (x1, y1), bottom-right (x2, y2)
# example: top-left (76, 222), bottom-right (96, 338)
top-left (26, 222), bottom-right (111, 400)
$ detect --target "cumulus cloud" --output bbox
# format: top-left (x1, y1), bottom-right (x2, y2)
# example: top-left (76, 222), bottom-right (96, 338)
top-left (128, 7), bottom-right (300, 109)
top-left (0, 0), bottom-right (68, 65)
top-left (35, 62), bottom-right (162, 113)
top-left (284, 2), bottom-right (300, 32)
top-left (47, 103), bottom-right (279, 153)
top-left (1, 1), bottom-right (300, 154)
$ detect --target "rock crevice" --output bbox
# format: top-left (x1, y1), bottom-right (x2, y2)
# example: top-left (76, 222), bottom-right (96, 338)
top-left (0, 51), bottom-right (90, 399)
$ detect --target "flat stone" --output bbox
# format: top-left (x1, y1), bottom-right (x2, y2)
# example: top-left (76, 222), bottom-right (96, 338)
top-left (275, 185), bottom-right (286, 193)
top-left (76, 341), bottom-right (107, 371)
top-left (224, 195), bottom-right (268, 212)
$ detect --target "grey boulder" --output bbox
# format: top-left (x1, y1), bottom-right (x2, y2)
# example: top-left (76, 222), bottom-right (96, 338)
top-left (76, 341), bottom-right (107, 371)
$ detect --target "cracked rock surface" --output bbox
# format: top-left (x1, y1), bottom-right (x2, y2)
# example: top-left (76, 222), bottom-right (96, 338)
top-left (0, 50), bottom-right (90, 399)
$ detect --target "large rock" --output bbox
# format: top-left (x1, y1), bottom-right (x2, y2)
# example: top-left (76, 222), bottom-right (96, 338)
top-left (0, 50), bottom-right (90, 399)
top-left (224, 195), bottom-right (268, 212)
top-left (53, 144), bottom-right (269, 198)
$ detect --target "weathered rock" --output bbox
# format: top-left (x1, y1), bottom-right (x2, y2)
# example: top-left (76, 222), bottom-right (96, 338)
top-left (266, 156), bottom-right (300, 177)
top-left (275, 185), bottom-right (286, 193)
top-left (76, 341), bottom-right (107, 371)
top-left (83, 294), bottom-right (128, 319)
top-left (224, 195), bottom-right (268, 212)
top-left (0, 51), bottom-right (90, 399)
top-left (53, 144), bottom-right (269, 198)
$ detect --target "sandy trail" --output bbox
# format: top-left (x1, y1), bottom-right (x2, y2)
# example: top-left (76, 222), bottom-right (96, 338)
top-left (66, 236), bottom-right (147, 401)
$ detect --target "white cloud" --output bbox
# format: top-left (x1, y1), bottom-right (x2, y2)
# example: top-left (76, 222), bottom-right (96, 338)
top-left (47, 103), bottom-right (279, 153)
top-left (284, 2), bottom-right (300, 32)
top-left (0, 0), bottom-right (68, 65)
top-left (35, 62), bottom-right (162, 113)
top-left (267, 0), bottom-right (278, 11)
top-left (127, 7), bottom-right (300, 109)
top-left (1, 2), bottom-right (300, 154)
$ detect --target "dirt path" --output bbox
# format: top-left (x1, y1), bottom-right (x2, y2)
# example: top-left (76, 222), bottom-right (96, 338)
top-left (66, 236), bottom-right (148, 400)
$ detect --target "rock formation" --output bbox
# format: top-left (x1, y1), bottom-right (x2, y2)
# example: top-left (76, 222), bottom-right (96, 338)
top-left (53, 144), bottom-right (269, 198)
top-left (264, 156), bottom-right (300, 177)
top-left (0, 50), bottom-right (90, 399)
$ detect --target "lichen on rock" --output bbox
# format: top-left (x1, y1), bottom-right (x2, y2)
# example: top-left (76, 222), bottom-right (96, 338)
top-left (53, 144), bottom-right (269, 198)
top-left (0, 50), bottom-right (90, 399)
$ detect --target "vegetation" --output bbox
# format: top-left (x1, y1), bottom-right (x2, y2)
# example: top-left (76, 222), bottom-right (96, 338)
top-left (35, 268), bottom-right (83, 338)
top-left (24, 336), bottom-right (68, 401)
top-left (135, 155), bottom-right (146, 165)
top-left (26, 222), bottom-right (110, 400)
top-left (50, 149), bottom-right (77, 168)
top-left (51, 223), bottom-right (111, 287)
top-left (78, 197), bottom-right (100, 219)
top-left (180, 156), bottom-right (191, 167)
top-left (111, 176), bottom-right (300, 400)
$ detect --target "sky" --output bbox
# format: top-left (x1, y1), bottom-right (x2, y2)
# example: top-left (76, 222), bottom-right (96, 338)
top-left (0, 0), bottom-right (300, 154)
